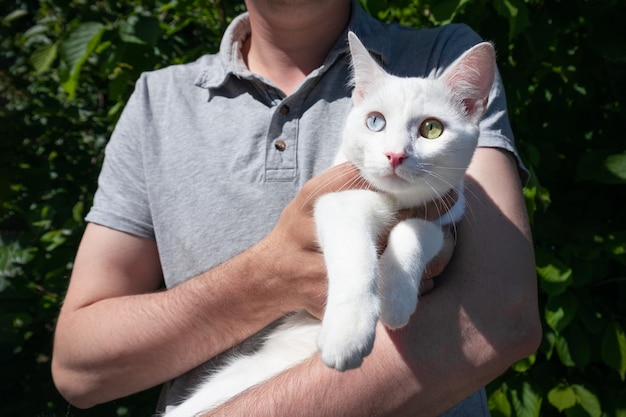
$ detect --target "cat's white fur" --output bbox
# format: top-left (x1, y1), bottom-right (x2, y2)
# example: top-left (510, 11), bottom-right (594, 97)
top-left (162, 32), bottom-right (495, 417)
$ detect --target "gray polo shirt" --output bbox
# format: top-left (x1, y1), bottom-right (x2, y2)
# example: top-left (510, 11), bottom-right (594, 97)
top-left (87, 2), bottom-right (526, 415)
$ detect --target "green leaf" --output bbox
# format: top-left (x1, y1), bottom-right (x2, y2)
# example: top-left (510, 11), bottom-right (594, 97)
top-left (72, 201), bottom-right (84, 224)
top-left (0, 241), bottom-right (36, 291)
top-left (493, 0), bottom-right (518, 18)
top-left (548, 384), bottom-right (601, 417)
top-left (30, 43), bottom-right (58, 73)
top-left (107, 69), bottom-right (132, 102)
top-left (537, 262), bottom-right (572, 288)
top-left (523, 167), bottom-right (551, 226)
top-left (523, 185), bottom-right (537, 222)
top-left (40, 229), bottom-right (70, 252)
top-left (571, 385), bottom-right (602, 417)
top-left (577, 151), bottom-right (626, 184)
top-left (22, 24), bottom-right (47, 39)
top-left (118, 15), bottom-right (160, 46)
top-left (548, 384), bottom-right (577, 412)
top-left (555, 335), bottom-right (576, 367)
top-left (604, 153), bottom-right (626, 182)
top-left (492, 0), bottom-right (531, 39)
top-left (3, 8), bottom-right (28, 23)
top-left (602, 321), bottom-right (626, 380)
top-left (541, 331), bottom-right (557, 359)
top-left (545, 292), bottom-right (578, 334)
top-left (536, 249), bottom-right (573, 295)
top-left (556, 324), bottom-right (591, 368)
top-left (509, 382), bottom-right (542, 417)
top-left (489, 388), bottom-right (512, 417)
top-left (59, 22), bottom-right (105, 98)
top-left (511, 353), bottom-right (536, 373)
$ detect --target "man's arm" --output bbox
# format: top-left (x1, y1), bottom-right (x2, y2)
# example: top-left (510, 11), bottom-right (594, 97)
top-left (51, 162), bottom-right (453, 409)
top-left (51, 163), bottom-right (359, 408)
top-left (51, 223), bottom-right (294, 408)
top-left (202, 147), bottom-right (541, 417)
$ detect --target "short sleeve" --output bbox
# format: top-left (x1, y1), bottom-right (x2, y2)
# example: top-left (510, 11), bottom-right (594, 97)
top-left (85, 74), bottom-right (155, 239)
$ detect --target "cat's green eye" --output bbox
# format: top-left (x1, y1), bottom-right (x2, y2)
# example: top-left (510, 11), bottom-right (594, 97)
top-left (419, 118), bottom-right (444, 139)
top-left (366, 112), bottom-right (386, 132)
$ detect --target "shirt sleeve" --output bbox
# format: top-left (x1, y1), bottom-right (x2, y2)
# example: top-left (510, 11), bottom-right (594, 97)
top-left (85, 74), bottom-right (155, 239)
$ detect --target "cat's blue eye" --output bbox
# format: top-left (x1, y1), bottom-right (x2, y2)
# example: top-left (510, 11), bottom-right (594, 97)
top-left (366, 112), bottom-right (386, 132)
top-left (419, 118), bottom-right (444, 139)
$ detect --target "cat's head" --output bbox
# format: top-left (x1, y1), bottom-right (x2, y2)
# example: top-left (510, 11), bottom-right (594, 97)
top-left (341, 31), bottom-right (496, 206)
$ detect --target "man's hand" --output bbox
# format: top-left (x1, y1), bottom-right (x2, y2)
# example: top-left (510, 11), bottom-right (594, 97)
top-left (420, 225), bottom-right (456, 294)
top-left (262, 162), bottom-right (457, 318)
top-left (261, 162), bottom-right (366, 318)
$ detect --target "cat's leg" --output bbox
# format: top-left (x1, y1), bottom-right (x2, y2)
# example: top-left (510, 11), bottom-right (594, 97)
top-left (314, 190), bottom-right (393, 371)
top-left (162, 312), bottom-right (319, 417)
top-left (378, 218), bottom-right (444, 329)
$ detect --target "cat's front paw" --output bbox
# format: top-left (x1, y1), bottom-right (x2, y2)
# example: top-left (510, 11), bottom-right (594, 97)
top-left (379, 285), bottom-right (418, 330)
top-left (378, 250), bottom-right (420, 329)
top-left (378, 218), bottom-right (444, 330)
top-left (317, 299), bottom-right (380, 371)
top-left (378, 253), bottom-right (419, 329)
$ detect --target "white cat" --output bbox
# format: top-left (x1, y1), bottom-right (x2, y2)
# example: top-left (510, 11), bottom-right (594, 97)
top-left (163, 32), bottom-right (495, 417)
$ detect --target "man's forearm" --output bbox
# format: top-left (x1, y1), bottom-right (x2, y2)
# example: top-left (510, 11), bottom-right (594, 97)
top-left (52, 233), bottom-right (289, 408)
top-left (201, 317), bottom-right (498, 417)
top-left (53, 163), bottom-right (360, 409)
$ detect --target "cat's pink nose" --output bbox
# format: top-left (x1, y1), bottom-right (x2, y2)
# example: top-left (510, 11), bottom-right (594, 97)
top-left (385, 152), bottom-right (406, 168)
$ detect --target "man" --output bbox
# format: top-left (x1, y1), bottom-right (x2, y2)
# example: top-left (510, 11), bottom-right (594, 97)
top-left (52, 0), bottom-right (541, 415)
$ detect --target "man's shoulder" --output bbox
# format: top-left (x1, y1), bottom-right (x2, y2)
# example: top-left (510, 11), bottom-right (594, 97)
top-left (386, 22), bottom-right (482, 53)
top-left (380, 23), bottom-right (483, 76)
top-left (139, 54), bottom-right (218, 86)
top-left (383, 21), bottom-right (474, 39)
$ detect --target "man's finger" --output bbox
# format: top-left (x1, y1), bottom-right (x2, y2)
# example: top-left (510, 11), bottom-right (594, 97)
top-left (423, 225), bottom-right (456, 280)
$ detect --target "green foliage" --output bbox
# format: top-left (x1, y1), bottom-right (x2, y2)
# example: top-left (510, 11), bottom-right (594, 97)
top-left (1, 0), bottom-right (625, 415)
top-left (0, 0), bottom-right (241, 414)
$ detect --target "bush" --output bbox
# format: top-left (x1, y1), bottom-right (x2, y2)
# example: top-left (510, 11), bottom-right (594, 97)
top-left (1, 0), bottom-right (624, 415)
top-left (1, 0), bottom-right (240, 414)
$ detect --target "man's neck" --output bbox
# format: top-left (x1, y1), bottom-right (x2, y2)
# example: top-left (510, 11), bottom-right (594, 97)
top-left (242, 0), bottom-right (351, 95)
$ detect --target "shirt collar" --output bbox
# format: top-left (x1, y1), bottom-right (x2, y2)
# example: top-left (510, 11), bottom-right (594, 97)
top-left (194, 12), bottom-right (251, 89)
top-left (195, 0), bottom-right (390, 90)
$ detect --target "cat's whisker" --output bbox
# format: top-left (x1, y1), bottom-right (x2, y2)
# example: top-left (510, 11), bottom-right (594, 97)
top-left (300, 165), bottom-right (351, 202)
top-left (424, 181), bottom-right (448, 220)
top-left (410, 169), bottom-right (461, 221)
top-left (422, 169), bottom-right (457, 191)
top-left (336, 171), bottom-right (370, 193)
top-left (299, 164), bottom-right (365, 210)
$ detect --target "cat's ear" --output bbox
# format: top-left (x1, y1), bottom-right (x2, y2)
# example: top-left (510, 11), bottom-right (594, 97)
top-left (348, 31), bottom-right (386, 104)
top-left (441, 42), bottom-right (496, 122)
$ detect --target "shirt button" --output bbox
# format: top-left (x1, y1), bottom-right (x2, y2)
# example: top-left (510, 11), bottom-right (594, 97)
top-left (279, 105), bottom-right (290, 115)
top-left (274, 140), bottom-right (287, 151)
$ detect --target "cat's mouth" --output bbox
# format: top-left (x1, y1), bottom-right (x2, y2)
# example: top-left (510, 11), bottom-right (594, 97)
top-left (361, 163), bottom-right (426, 192)
top-left (372, 166), bottom-right (432, 191)
top-left (373, 172), bottom-right (412, 190)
